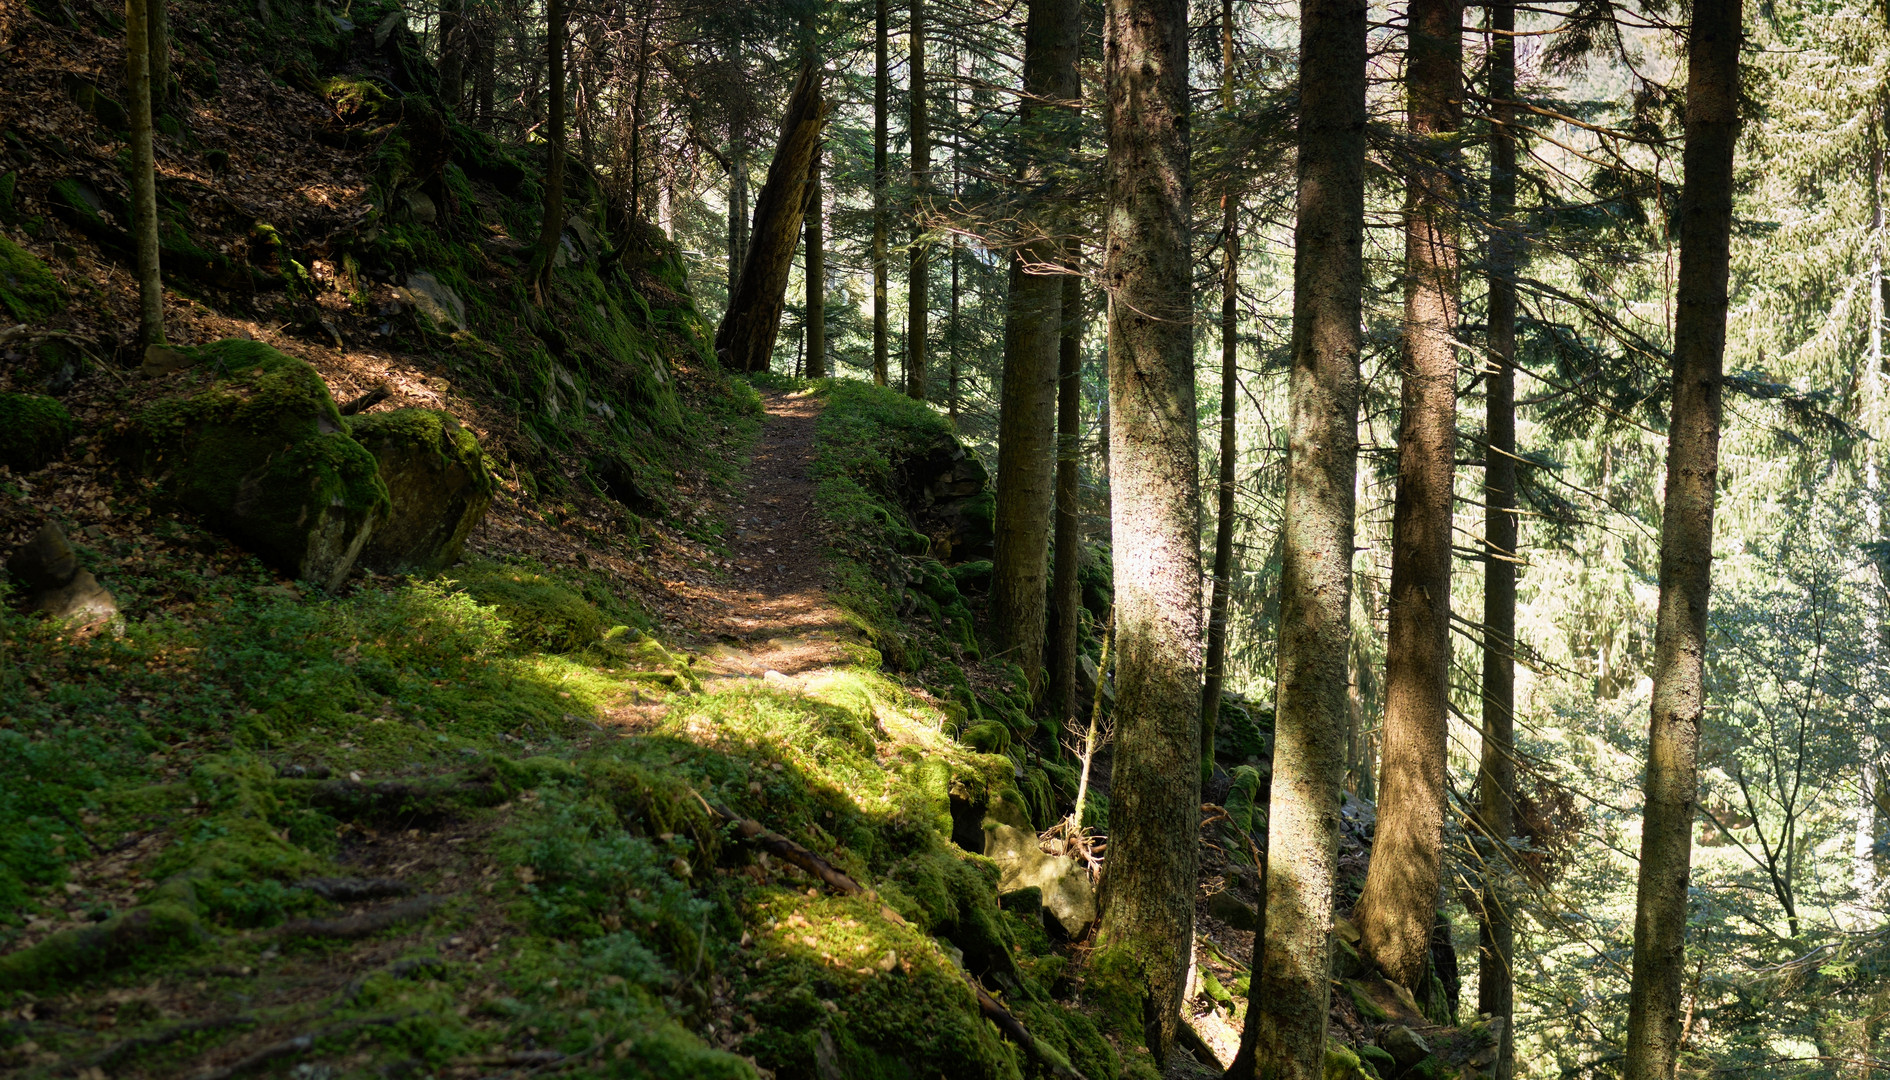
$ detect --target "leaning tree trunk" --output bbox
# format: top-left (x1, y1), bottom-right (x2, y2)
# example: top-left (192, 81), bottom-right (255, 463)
top-left (126, 0), bottom-right (164, 346)
top-left (715, 65), bottom-right (829, 374)
top-left (907, 0), bottom-right (930, 399)
top-left (873, 0), bottom-right (891, 386)
top-left (530, 0), bottom-right (568, 304)
top-left (991, 0), bottom-right (1081, 700)
top-left (1623, 0), bottom-right (1740, 1074)
top-left (1093, 0), bottom-right (1199, 1060)
top-left (1226, 0), bottom-right (1367, 1072)
top-left (1354, 0), bottom-right (1463, 995)
top-left (1200, 0), bottom-right (1240, 786)
top-left (1477, 1), bottom-right (1519, 1075)
top-left (1048, 268), bottom-right (1085, 725)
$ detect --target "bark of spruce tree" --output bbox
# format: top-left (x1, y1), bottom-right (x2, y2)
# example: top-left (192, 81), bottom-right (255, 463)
top-left (530, 0), bottom-right (568, 305)
top-left (126, 0), bottom-right (165, 346)
top-left (1477, 2), bottom-right (1519, 1076)
top-left (1048, 268), bottom-right (1085, 725)
top-left (437, 0), bottom-right (468, 114)
top-left (907, 0), bottom-right (929, 400)
top-left (1624, 0), bottom-right (1740, 1074)
top-left (1200, 0), bottom-right (1240, 786)
top-left (1354, 0), bottom-right (1463, 995)
top-left (1227, 0), bottom-right (1367, 1072)
top-left (805, 141), bottom-right (826, 379)
top-left (716, 65), bottom-right (828, 374)
top-left (873, 0), bottom-right (891, 386)
top-left (1093, 0), bottom-right (1200, 1059)
top-left (149, 0), bottom-right (170, 106)
top-left (991, 0), bottom-right (1081, 700)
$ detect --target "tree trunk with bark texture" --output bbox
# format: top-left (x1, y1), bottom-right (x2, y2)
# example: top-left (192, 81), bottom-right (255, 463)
top-left (1094, 0), bottom-right (1199, 1060)
top-left (1200, 0), bottom-right (1240, 786)
top-left (1624, 0), bottom-right (1739, 1074)
top-left (1354, 0), bottom-right (1462, 993)
top-left (437, 0), bottom-right (467, 115)
top-left (716, 65), bottom-right (828, 375)
top-left (1048, 269), bottom-right (1085, 725)
top-left (1477, 2), bottom-right (1519, 1076)
top-left (873, 0), bottom-right (890, 386)
top-left (805, 142), bottom-right (826, 379)
top-left (530, 0), bottom-right (567, 304)
top-left (727, 123), bottom-right (749, 306)
top-left (149, 0), bottom-right (170, 107)
top-left (907, 0), bottom-right (929, 400)
top-left (127, 0), bottom-right (164, 346)
top-left (992, 0), bottom-right (1081, 700)
top-left (1227, 0), bottom-right (1366, 1072)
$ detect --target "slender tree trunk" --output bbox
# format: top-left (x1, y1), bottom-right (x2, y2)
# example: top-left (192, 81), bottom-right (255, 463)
top-left (1048, 268), bottom-right (1085, 725)
top-left (1859, 103), bottom-right (1885, 922)
top-left (716, 65), bottom-right (828, 375)
top-left (873, 0), bottom-right (891, 386)
top-left (1354, 0), bottom-right (1463, 993)
top-left (475, 21), bottom-right (495, 130)
top-left (949, 39), bottom-right (963, 422)
top-left (728, 122), bottom-right (749, 305)
top-left (628, 5), bottom-right (652, 219)
top-left (438, 0), bottom-right (467, 115)
top-left (127, 0), bottom-right (164, 347)
top-left (1476, 3), bottom-right (1519, 1076)
top-left (992, 0), bottom-right (1081, 699)
top-left (531, 0), bottom-right (568, 304)
top-left (1623, 0), bottom-right (1740, 1074)
top-left (1094, 0), bottom-right (1198, 1059)
top-left (1200, 0), bottom-right (1240, 786)
top-left (907, 0), bottom-right (930, 399)
top-left (148, 0), bottom-right (170, 108)
top-left (806, 141), bottom-right (826, 379)
top-left (1227, 0), bottom-right (1366, 1070)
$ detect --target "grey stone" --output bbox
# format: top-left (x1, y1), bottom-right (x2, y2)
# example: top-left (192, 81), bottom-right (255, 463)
top-left (401, 190), bottom-right (438, 224)
top-left (1206, 889), bottom-right (1260, 931)
top-left (1382, 1025), bottom-right (1432, 1069)
top-left (347, 409), bottom-right (495, 575)
top-left (1075, 653), bottom-right (1116, 711)
top-left (142, 344), bottom-right (194, 377)
top-left (982, 791), bottom-right (1095, 938)
top-left (7, 524), bottom-right (117, 627)
top-left (404, 271), bottom-right (466, 332)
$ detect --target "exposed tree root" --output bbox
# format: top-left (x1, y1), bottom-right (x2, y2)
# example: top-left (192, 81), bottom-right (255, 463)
top-left (276, 895), bottom-right (444, 941)
top-left (0, 878), bottom-right (204, 991)
top-left (294, 876), bottom-right (412, 902)
top-left (69, 1014), bottom-right (257, 1074)
top-left (695, 795), bottom-right (1090, 1080)
top-left (189, 1013), bottom-right (414, 1080)
top-left (281, 774), bottom-right (505, 822)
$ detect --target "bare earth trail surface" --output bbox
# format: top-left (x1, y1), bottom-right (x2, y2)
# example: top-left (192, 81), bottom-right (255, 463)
top-left (662, 391), bottom-right (861, 688)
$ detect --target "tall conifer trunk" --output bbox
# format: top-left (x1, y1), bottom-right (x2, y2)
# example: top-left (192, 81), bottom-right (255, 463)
top-left (531, 0), bottom-right (568, 304)
top-left (873, 0), bottom-right (891, 386)
top-left (806, 142), bottom-right (826, 379)
top-left (1354, 0), bottom-right (1463, 993)
top-left (992, 0), bottom-right (1080, 699)
top-left (1200, 0), bottom-right (1240, 785)
top-left (1477, 2), bottom-right (1519, 1075)
top-left (1093, 0), bottom-right (1199, 1059)
top-left (1228, 0), bottom-right (1366, 1070)
top-left (907, 0), bottom-right (929, 400)
top-left (127, 0), bottom-right (164, 346)
top-left (1624, 0), bottom-right (1740, 1073)
top-left (1047, 269), bottom-right (1084, 724)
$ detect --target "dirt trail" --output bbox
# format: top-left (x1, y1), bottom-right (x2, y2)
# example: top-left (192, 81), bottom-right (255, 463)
top-left (665, 391), bottom-right (861, 685)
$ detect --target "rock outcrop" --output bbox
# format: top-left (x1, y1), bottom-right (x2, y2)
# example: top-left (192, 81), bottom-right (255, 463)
top-left (982, 789), bottom-right (1096, 938)
top-left (6, 523), bottom-right (118, 627)
top-left (347, 408), bottom-right (495, 574)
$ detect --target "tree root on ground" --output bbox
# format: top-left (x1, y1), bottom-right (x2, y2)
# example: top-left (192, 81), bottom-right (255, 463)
top-left (294, 876), bottom-right (412, 902)
top-left (694, 795), bottom-right (1090, 1080)
top-left (282, 774), bottom-right (506, 822)
top-left (276, 895), bottom-right (445, 940)
top-left (188, 1012), bottom-right (414, 1080)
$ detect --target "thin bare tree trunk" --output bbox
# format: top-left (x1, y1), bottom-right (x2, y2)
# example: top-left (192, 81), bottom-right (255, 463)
top-left (1354, 0), bottom-right (1463, 993)
top-left (1623, 0), bottom-right (1740, 1074)
top-left (628, 4), bottom-right (652, 219)
top-left (992, 0), bottom-right (1081, 699)
top-left (907, 0), bottom-right (929, 399)
top-left (127, 0), bottom-right (164, 346)
top-left (437, 0), bottom-right (467, 115)
top-left (1227, 0), bottom-right (1367, 1070)
top-left (1200, 0), bottom-right (1240, 786)
top-left (1094, 0), bottom-right (1199, 1060)
top-left (716, 65), bottom-right (828, 375)
top-left (530, 0), bottom-right (568, 304)
top-left (806, 141), bottom-right (826, 379)
top-left (149, 0), bottom-right (170, 108)
top-left (873, 0), bottom-right (890, 386)
top-left (1477, 2), bottom-right (1519, 1075)
top-left (1049, 268), bottom-right (1084, 725)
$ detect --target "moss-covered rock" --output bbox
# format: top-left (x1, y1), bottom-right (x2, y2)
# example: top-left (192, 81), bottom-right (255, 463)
top-left (133, 340), bottom-right (390, 589)
top-left (347, 408), bottom-right (496, 574)
top-left (0, 392), bottom-right (74, 472)
top-left (450, 561), bottom-right (611, 652)
top-left (0, 234), bottom-right (64, 323)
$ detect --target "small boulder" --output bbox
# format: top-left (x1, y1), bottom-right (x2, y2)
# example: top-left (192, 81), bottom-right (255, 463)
top-left (405, 271), bottom-right (467, 332)
top-left (0, 392), bottom-right (75, 473)
top-left (0, 235), bottom-right (65, 324)
top-left (1206, 889), bottom-right (1260, 932)
top-left (141, 344), bottom-right (195, 377)
top-left (131, 340), bottom-right (389, 590)
top-left (1381, 1025), bottom-right (1432, 1069)
top-left (6, 523), bottom-right (118, 627)
top-left (346, 408), bottom-right (495, 574)
top-left (982, 790), bottom-right (1095, 938)
top-left (1075, 652), bottom-right (1116, 712)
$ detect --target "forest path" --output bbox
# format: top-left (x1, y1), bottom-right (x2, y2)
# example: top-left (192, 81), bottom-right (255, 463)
top-left (663, 390), bottom-right (861, 688)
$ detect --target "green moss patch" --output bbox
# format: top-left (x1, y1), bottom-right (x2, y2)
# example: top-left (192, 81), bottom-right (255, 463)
top-left (0, 234), bottom-right (64, 323)
top-left (0, 392), bottom-right (74, 472)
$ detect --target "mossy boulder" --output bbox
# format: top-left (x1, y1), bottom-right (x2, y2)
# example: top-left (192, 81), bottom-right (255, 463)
top-left (0, 392), bottom-right (75, 472)
top-left (134, 340), bottom-right (391, 589)
top-left (347, 408), bottom-right (496, 574)
top-left (0, 234), bottom-right (64, 323)
top-left (451, 562), bottom-right (610, 652)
